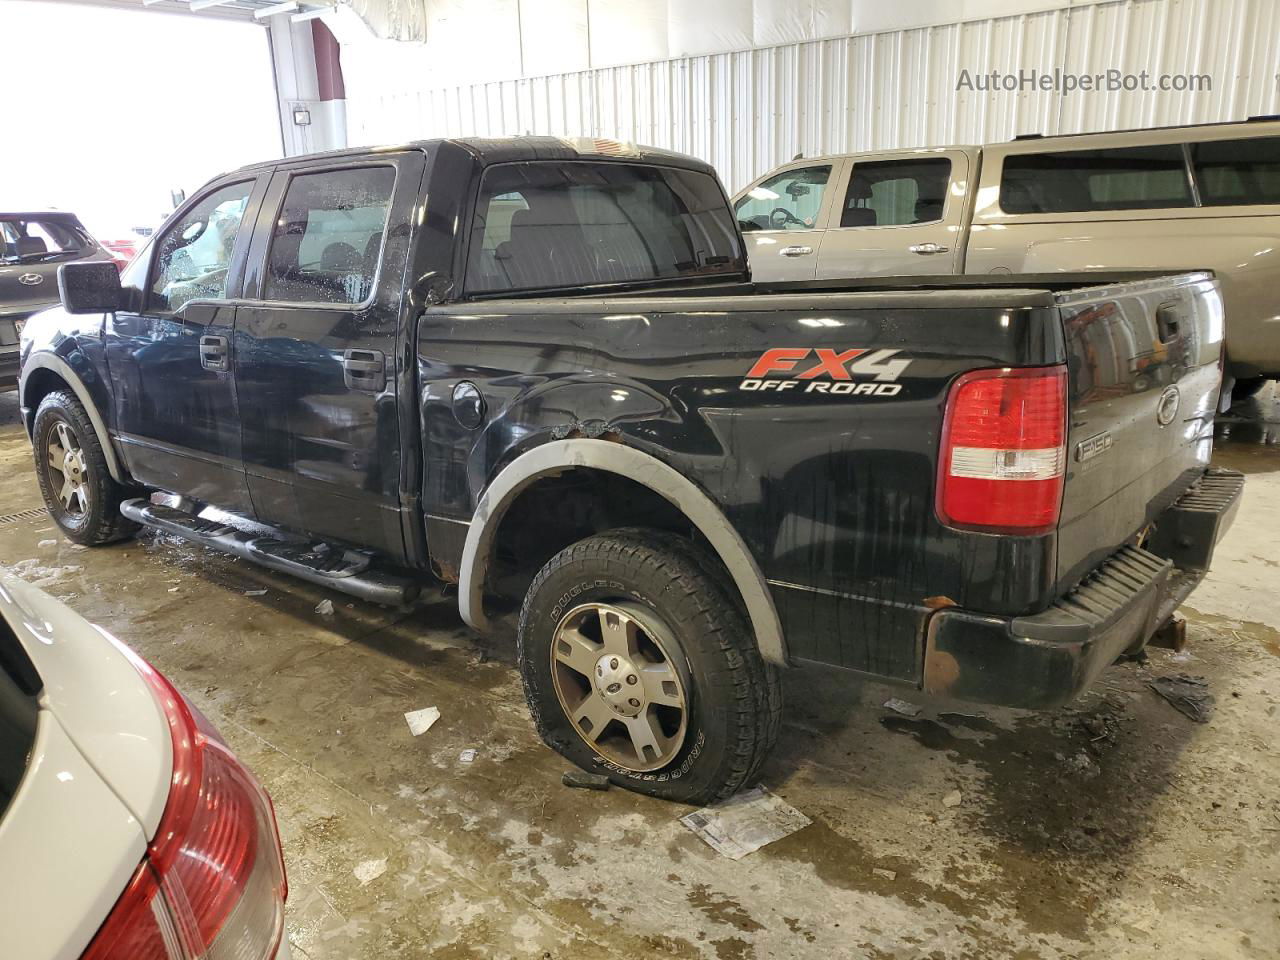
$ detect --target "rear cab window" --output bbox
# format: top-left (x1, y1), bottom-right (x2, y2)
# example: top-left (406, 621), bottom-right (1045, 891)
top-left (263, 166), bottom-right (396, 305)
top-left (1000, 145), bottom-right (1194, 214)
top-left (465, 161), bottom-right (744, 295)
top-left (840, 158), bottom-right (952, 227)
top-left (734, 165), bottom-right (831, 232)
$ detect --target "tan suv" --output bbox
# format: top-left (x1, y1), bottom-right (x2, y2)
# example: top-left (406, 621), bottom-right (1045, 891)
top-left (733, 118), bottom-right (1280, 399)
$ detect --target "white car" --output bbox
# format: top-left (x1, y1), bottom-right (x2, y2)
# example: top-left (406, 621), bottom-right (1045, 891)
top-left (0, 573), bottom-right (290, 959)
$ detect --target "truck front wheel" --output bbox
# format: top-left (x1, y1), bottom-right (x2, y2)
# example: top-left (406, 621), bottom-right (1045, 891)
top-left (517, 528), bottom-right (781, 805)
top-left (32, 390), bottom-right (139, 546)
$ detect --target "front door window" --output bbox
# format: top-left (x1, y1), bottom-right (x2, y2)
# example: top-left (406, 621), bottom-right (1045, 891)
top-left (149, 182), bottom-right (253, 312)
top-left (735, 165), bottom-right (832, 232)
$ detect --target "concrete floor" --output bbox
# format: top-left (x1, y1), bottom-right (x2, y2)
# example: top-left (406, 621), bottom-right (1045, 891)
top-left (2, 387), bottom-right (1279, 960)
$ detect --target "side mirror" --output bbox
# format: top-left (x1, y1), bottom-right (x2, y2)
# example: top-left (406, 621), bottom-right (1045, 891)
top-left (58, 261), bottom-right (123, 314)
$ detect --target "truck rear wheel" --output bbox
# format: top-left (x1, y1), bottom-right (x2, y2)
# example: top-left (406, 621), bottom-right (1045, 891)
top-left (32, 390), bottom-right (139, 546)
top-left (517, 528), bottom-right (780, 805)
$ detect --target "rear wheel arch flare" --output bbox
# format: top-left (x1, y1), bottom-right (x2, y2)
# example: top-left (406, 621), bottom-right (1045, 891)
top-left (457, 438), bottom-right (789, 666)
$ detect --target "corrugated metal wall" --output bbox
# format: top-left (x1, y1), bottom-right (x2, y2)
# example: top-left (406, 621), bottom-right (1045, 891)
top-left (343, 0), bottom-right (1280, 191)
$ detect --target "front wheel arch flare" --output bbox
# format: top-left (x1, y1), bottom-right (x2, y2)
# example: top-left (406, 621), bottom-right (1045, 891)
top-left (457, 438), bottom-right (788, 666)
top-left (20, 353), bottom-right (126, 484)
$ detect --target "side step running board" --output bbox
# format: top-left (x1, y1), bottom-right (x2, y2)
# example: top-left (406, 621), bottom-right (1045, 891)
top-left (120, 499), bottom-right (421, 607)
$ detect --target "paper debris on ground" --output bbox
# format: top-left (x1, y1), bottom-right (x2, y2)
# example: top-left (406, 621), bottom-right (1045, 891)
top-left (168, 586), bottom-right (180, 593)
top-left (1148, 674), bottom-right (1215, 722)
top-left (458, 749), bottom-right (477, 763)
top-left (872, 867), bottom-right (897, 881)
top-left (942, 790), bottom-right (963, 808)
top-left (315, 598), bottom-right (334, 616)
top-left (353, 858), bottom-right (387, 886)
top-left (883, 697), bottom-right (922, 717)
top-left (5, 559), bottom-right (82, 589)
top-left (245, 589), bottom-right (268, 597)
top-left (37, 539), bottom-right (57, 549)
top-left (680, 786), bottom-right (811, 860)
top-left (404, 706), bottom-right (441, 737)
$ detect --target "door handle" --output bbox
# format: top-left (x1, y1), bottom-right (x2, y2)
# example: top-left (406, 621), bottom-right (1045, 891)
top-left (780, 245), bottom-right (813, 257)
top-left (908, 242), bottom-right (950, 255)
top-left (198, 334), bottom-right (229, 372)
top-left (343, 348), bottom-right (386, 392)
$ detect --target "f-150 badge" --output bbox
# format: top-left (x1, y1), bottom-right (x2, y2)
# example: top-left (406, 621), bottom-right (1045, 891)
top-left (739, 348), bottom-right (911, 396)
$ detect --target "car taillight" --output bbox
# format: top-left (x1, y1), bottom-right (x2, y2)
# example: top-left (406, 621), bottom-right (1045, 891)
top-left (936, 365), bottom-right (1067, 534)
top-left (82, 645), bottom-right (288, 960)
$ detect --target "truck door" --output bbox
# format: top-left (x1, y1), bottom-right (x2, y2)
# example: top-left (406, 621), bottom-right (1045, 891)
top-left (815, 151), bottom-right (969, 277)
top-left (732, 160), bottom-right (845, 282)
top-left (233, 153), bottom-right (423, 560)
top-left (104, 176), bottom-right (267, 514)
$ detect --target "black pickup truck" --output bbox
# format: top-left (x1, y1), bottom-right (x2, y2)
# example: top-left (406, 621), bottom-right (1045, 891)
top-left (17, 137), bottom-right (1241, 803)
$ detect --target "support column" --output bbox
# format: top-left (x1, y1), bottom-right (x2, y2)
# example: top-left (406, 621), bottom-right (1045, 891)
top-left (269, 16), bottom-right (348, 156)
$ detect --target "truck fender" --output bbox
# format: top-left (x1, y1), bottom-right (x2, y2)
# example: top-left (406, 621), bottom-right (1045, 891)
top-left (457, 438), bottom-right (789, 666)
top-left (20, 352), bottom-right (126, 484)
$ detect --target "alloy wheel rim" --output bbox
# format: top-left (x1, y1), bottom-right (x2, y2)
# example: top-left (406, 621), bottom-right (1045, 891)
top-left (550, 601), bottom-right (688, 772)
top-left (46, 420), bottom-right (90, 518)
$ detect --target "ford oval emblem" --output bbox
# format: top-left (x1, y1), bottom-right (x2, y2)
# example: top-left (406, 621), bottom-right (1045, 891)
top-left (18, 272), bottom-right (43, 285)
top-left (1156, 386), bottom-right (1180, 426)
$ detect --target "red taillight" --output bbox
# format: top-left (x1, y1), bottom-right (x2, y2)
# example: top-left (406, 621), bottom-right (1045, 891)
top-left (82, 645), bottom-right (287, 960)
top-left (936, 366), bottom-right (1068, 534)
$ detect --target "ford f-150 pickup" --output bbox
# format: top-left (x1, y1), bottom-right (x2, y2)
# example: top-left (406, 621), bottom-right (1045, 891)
top-left (16, 137), bottom-right (1241, 803)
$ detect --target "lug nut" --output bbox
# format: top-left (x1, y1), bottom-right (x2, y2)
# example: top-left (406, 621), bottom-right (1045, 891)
top-left (607, 682), bottom-right (621, 693)
top-left (625, 674), bottom-right (638, 685)
top-left (628, 698), bottom-right (641, 708)
top-left (610, 658), bottom-right (619, 669)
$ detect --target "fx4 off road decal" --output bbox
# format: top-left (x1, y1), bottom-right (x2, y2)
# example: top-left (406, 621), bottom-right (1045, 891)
top-left (739, 348), bottom-right (911, 397)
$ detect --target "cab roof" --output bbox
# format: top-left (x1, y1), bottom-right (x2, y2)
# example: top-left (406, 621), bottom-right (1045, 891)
top-left (231, 136), bottom-right (715, 177)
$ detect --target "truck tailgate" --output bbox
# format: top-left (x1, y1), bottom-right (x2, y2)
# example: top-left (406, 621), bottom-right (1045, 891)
top-left (1054, 272), bottom-right (1224, 591)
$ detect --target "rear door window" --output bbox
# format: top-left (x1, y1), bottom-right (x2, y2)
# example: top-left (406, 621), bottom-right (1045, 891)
top-left (734, 165), bottom-right (831, 232)
top-left (1000, 145), bottom-right (1193, 214)
top-left (1191, 136), bottom-right (1280, 206)
top-left (840, 158), bottom-right (952, 227)
top-left (263, 166), bottom-right (396, 306)
top-left (465, 161), bottom-right (744, 294)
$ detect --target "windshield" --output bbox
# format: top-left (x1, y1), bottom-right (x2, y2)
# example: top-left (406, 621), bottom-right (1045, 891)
top-left (1, 216), bottom-right (95, 265)
top-left (465, 161), bottom-right (745, 295)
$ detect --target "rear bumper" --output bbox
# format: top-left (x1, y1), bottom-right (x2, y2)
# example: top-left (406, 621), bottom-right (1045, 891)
top-left (923, 468), bottom-right (1244, 710)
